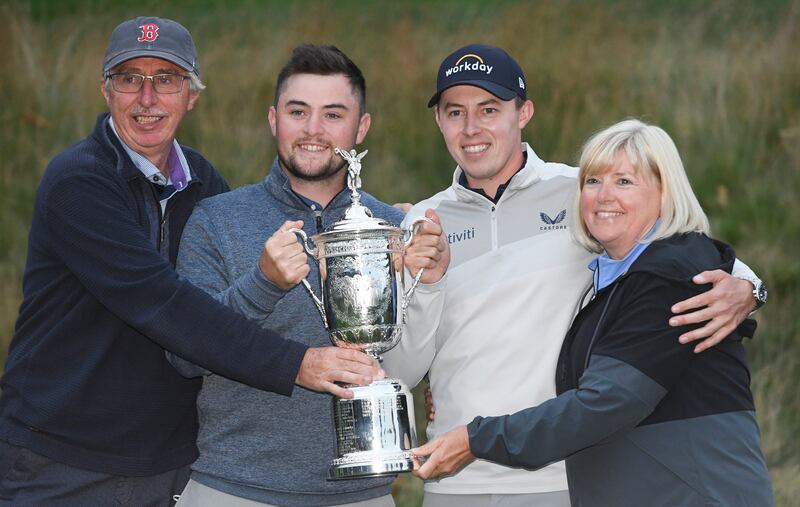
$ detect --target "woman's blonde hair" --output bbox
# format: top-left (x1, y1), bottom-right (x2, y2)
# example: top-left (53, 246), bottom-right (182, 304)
top-left (572, 119), bottom-right (710, 253)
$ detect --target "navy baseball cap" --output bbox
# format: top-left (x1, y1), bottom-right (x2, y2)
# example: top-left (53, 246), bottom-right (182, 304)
top-left (103, 17), bottom-right (200, 76)
top-left (428, 44), bottom-right (526, 107)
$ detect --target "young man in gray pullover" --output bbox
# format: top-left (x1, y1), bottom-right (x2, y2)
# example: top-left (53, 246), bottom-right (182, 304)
top-left (169, 45), bottom-right (447, 507)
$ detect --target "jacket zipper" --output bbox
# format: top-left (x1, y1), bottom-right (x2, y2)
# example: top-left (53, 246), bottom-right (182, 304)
top-left (557, 282), bottom-right (619, 390)
top-left (146, 182), bottom-right (167, 251)
top-left (490, 204), bottom-right (498, 250)
top-left (582, 283), bottom-right (619, 371)
top-left (159, 214), bottom-right (167, 246)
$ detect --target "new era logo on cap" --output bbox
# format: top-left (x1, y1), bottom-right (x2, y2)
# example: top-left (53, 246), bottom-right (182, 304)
top-left (428, 44), bottom-right (527, 107)
top-left (103, 16), bottom-right (199, 76)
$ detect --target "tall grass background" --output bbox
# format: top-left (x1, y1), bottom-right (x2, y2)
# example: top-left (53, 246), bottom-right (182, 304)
top-left (1, 0), bottom-right (798, 505)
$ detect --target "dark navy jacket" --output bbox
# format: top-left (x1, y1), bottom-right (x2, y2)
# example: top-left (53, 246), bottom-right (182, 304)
top-left (468, 233), bottom-right (774, 506)
top-left (0, 114), bottom-right (307, 476)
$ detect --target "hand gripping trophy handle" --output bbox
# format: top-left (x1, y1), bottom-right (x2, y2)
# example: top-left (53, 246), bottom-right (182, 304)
top-left (401, 216), bottom-right (433, 323)
top-left (287, 228), bottom-right (327, 327)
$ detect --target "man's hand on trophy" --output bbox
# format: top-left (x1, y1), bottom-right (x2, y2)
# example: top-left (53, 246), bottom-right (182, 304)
top-left (411, 425), bottom-right (475, 480)
top-left (295, 347), bottom-right (385, 399)
top-left (404, 209), bottom-right (450, 284)
top-left (260, 220), bottom-right (312, 289)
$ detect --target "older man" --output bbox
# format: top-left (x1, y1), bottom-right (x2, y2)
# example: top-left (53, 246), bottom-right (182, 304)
top-left (0, 19), bottom-right (380, 506)
top-left (385, 44), bottom-right (765, 507)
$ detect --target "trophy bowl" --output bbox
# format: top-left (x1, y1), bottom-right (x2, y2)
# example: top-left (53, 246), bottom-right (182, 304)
top-left (316, 227), bottom-right (406, 355)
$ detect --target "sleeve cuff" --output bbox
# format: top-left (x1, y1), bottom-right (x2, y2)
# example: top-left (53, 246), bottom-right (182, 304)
top-left (467, 416), bottom-right (482, 441)
top-left (238, 265), bottom-right (288, 311)
top-left (414, 271), bottom-right (448, 294)
top-left (271, 340), bottom-right (309, 396)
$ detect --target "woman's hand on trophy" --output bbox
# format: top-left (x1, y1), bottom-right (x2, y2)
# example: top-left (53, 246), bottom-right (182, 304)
top-left (405, 209), bottom-right (450, 284)
top-left (260, 220), bottom-right (312, 290)
top-left (411, 425), bottom-right (475, 480)
top-left (295, 347), bottom-right (384, 399)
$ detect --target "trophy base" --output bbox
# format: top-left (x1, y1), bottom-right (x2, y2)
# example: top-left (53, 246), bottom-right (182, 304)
top-left (328, 451), bottom-right (415, 479)
top-left (328, 379), bottom-right (418, 481)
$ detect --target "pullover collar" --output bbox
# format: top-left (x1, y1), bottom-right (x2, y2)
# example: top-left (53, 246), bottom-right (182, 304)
top-left (91, 113), bottom-right (203, 188)
top-left (451, 143), bottom-right (543, 205)
top-left (458, 151), bottom-right (528, 203)
top-left (263, 158), bottom-right (351, 217)
top-left (107, 117), bottom-right (192, 190)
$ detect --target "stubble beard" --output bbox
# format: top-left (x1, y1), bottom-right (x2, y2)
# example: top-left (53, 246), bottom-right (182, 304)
top-left (279, 147), bottom-right (348, 183)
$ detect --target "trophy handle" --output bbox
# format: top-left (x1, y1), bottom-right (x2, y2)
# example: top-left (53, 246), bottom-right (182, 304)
top-left (401, 217), bottom-right (433, 323)
top-left (289, 228), bottom-right (327, 326)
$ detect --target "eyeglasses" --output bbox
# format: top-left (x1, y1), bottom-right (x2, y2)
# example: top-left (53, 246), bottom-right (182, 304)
top-left (107, 73), bottom-right (189, 94)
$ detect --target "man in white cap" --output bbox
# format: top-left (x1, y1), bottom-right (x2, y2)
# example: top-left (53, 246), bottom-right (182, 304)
top-left (0, 17), bottom-right (381, 506)
top-left (383, 43), bottom-right (765, 507)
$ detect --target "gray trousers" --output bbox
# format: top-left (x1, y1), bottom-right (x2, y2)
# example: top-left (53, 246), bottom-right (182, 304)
top-left (0, 440), bottom-right (189, 507)
top-left (175, 478), bottom-right (396, 507)
top-left (423, 490), bottom-right (571, 507)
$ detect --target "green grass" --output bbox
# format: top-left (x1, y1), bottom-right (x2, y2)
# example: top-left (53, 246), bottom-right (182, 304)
top-left (1, 1), bottom-right (798, 505)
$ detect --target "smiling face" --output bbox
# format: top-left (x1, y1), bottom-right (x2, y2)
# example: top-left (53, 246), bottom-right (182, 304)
top-left (268, 73), bottom-right (370, 189)
top-left (580, 151), bottom-right (663, 259)
top-left (435, 85), bottom-right (533, 196)
top-left (100, 57), bottom-right (198, 171)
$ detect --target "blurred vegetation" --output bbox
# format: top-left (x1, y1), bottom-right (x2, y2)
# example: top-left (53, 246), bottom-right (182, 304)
top-left (1, 0), bottom-right (798, 505)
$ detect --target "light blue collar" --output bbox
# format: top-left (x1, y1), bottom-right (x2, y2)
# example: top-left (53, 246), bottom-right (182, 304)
top-left (588, 221), bottom-right (659, 292)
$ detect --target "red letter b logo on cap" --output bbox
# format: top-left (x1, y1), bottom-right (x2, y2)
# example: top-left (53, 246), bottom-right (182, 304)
top-left (138, 23), bottom-right (159, 42)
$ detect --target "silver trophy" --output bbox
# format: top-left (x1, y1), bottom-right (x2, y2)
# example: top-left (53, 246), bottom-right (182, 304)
top-left (291, 148), bottom-right (427, 479)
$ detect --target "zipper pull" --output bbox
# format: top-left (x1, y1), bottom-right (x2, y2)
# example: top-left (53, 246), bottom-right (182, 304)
top-left (314, 210), bottom-right (324, 232)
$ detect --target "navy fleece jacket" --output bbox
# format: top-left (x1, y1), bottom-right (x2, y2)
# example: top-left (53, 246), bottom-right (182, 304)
top-left (0, 114), bottom-right (307, 476)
